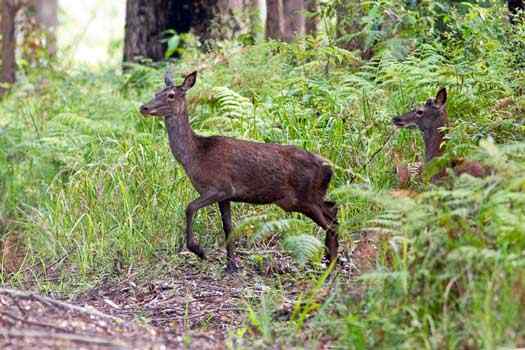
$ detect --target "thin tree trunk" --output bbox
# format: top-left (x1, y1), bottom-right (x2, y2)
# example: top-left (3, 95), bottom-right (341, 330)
top-left (35, 0), bottom-right (58, 56)
top-left (282, 0), bottom-right (304, 42)
top-left (265, 0), bottom-right (282, 40)
top-left (215, 0), bottom-right (247, 41)
top-left (1, 0), bottom-right (19, 96)
top-left (304, 0), bottom-right (319, 36)
top-left (191, 0), bottom-right (247, 45)
top-left (246, 0), bottom-right (263, 41)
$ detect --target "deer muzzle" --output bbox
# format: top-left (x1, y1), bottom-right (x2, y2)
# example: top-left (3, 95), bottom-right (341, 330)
top-left (140, 102), bottom-right (162, 117)
top-left (392, 116), bottom-right (417, 129)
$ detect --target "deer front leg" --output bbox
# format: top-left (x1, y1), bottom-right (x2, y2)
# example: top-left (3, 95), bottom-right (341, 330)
top-left (185, 191), bottom-right (225, 260)
top-left (219, 201), bottom-right (239, 272)
top-left (297, 202), bottom-right (339, 266)
top-left (324, 228), bottom-right (339, 265)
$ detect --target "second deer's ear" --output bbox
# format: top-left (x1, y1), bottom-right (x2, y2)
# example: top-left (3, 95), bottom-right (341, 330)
top-left (181, 71), bottom-right (197, 91)
top-left (435, 87), bottom-right (447, 107)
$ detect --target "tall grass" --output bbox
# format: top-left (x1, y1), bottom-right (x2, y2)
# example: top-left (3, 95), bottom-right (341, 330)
top-left (1, 0), bottom-right (525, 347)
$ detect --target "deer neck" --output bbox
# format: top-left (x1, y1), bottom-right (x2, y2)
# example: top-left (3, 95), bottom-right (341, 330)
top-left (164, 109), bottom-right (197, 168)
top-left (422, 127), bottom-right (444, 162)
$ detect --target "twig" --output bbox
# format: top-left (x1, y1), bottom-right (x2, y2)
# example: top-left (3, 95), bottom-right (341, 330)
top-left (19, 250), bottom-right (71, 278)
top-left (236, 248), bottom-right (280, 255)
top-left (0, 314), bottom-right (15, 326)
top-left (0, 329), bottom-right (129, 349)
top-left (362, 130), bottom-right (395, 170)
top-left (10, 296), bottom-right (27, 317)
top-left (0, 288), bottom-right (123, 322)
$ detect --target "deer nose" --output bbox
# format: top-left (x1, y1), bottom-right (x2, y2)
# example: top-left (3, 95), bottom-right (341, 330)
top-left (392, 117), bottom-right (401, 124)
top-left (140, 105), bottom-right (149, 114)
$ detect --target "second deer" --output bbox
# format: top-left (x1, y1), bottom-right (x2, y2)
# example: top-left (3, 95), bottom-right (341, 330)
top-left (392, 88), bottom-right (490, 183)
top-left (140, 70), bottom-right (338, 272)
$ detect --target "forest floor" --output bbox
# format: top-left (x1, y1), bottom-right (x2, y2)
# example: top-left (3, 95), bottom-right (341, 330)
top-left (0, 237), bottom-right (377, 350)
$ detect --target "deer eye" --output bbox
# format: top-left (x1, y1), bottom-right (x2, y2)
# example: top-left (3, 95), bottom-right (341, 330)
top-left (167, 92), bottom-right (176, 99)
top-left (416, 110), bottom-right (424, 116)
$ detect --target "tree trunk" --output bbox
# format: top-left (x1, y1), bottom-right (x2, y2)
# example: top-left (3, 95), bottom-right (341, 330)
top-left (1, 0), bottom-right (19, 96)
top-left (123, 0), bottom-right (170, 63)
top-left (35, 0), bottom-right (58, 56)
top-left (124, 0), bottom-right (246, 63)
top-left (282, 0), bottom-right (304, 42)
top-left (304, 0), bottom-right (319, 36)
top-left (508, 0), bottom-right (524, 23)
top-left (265, 0), bottom-right (282, 40)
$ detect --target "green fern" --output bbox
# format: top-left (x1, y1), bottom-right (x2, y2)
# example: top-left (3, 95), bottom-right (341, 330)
top-left (282, 234), bottom-right (323, 265)
top-left (212, 86), bottom-right (253, 119)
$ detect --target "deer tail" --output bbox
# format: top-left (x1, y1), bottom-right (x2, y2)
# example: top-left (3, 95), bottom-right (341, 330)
top-left (320, 163), bottom-right (333, 191)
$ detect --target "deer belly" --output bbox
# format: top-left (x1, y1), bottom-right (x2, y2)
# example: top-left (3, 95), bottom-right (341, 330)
top-left (230, 181), bottom-right (290, 205)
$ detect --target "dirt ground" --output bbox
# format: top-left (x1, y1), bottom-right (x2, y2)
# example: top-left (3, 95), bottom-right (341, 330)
top-left (0, 235), bottom-right (377, 350)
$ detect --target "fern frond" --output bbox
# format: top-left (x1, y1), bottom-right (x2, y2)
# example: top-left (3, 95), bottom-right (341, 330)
top-left (282, 234), bottom-right (323, 265)
top-left (212, 86), bottom-right (253, 119)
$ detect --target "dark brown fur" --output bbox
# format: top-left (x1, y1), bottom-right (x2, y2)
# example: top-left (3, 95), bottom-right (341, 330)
top-left (140, 71), bottom-right (338, 271)
top-left (392, 88), bottom-right (490, 183)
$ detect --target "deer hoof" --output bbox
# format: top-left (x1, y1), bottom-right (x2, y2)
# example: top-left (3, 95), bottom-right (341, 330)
top-left (324, 234), bottom-right (339, 267)
top-left (323, 254), bottom-right (338, 269)
top-left (324, 246), bottom-right (338, 267)
top-left (225, 257), bottom-right (241, 273)
top-left (187, 242), bottom-right (206, 260)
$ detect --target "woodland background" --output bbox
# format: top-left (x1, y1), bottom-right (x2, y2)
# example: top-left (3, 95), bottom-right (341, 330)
top-left (1, 0), bottom-right (525, 348)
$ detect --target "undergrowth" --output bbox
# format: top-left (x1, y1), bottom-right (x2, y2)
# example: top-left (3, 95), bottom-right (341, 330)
top-left (1, 0), bottom-right (525, 348)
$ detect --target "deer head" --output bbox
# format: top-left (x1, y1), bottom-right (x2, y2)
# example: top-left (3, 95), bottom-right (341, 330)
top-left (140, 70), bottom-right (197, 117)
top-left (392, 88), bottom-right (448, 132)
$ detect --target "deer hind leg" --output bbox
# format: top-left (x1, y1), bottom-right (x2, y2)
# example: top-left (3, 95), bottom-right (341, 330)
top-left (185, 191), bottom-right (226, 260)
top-left (218, 201), bottom-right (239, 273)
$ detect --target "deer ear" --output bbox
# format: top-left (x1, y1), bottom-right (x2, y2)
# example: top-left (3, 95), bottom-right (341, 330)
top-left (435, 88), bottom-right (447, 107)
top-left (181, 71), bottom-right (197, 91)
top-left (165, 70), bottom-right (174, 87)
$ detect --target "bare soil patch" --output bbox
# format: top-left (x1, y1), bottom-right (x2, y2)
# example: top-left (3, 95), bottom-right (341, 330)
top-left (0, 248), bottom-right (292, 349)
top-left (0, 240), bottom-right (369, 349)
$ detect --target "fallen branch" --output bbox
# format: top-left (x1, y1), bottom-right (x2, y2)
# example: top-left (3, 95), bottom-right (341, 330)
top-left (0, 288), bottom-right (123, 322)
top-left (0, 310), bottom-right (70, 333)
top-left (11, 295), bottom-right (28, 316)
top-left (0, 329), bottom-right (128, 349)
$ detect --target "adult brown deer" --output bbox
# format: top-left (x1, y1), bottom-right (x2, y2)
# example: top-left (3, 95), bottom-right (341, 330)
top-left (392, 88), bottom-right (490, 183)
top-left (140, 70), bottom-right (338, 272)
